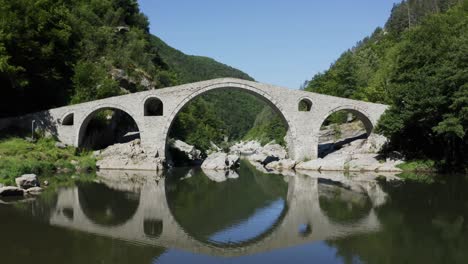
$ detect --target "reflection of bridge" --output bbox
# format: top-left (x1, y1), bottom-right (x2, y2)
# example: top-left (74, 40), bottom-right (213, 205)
top-left (1, 78), bottom-right (387, 161)
top-left (50, 171), bottom-right (387, 257)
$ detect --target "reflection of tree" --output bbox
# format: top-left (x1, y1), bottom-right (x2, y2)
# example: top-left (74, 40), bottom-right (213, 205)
top-left (77, 182), bottom-right (140, 226)
top-left (165, 160), bottom-right (288, 244)
top-left (327, 178), bottom-right (468, 264)
top-left (318, 183), bottom-right (372, 224)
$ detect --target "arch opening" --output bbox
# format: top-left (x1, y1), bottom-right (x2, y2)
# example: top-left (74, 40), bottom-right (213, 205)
top-left (61, 113), bottom-right (74, 126)
top-left (298, 98), bottom-right (312, 112)
top-left (318, 109), bottom-right (373, 158)
top-left (78, 107), bottom-right (140, 150)
top-left (144, 97), bottom-right (163, 116)
top-left (165, 86), bottom-right (290, 167)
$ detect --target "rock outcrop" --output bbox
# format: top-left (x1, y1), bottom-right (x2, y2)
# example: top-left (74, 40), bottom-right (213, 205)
top-left (97, 139), bottom-right (164, 170)
top-left (167, 139), bottom-right (203, 166)
top-left (201, 152), bottom-right (240, 171)
top-left (15, 174), bottom-right (40, 189)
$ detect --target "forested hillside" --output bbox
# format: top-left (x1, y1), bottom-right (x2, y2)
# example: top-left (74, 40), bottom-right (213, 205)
top-left (304, 0), bottom-right (468, 170)
top-left (0, 0), bottom-right (283, 150)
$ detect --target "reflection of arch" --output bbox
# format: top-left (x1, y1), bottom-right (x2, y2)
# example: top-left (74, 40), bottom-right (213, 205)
top-left (162, 81), bottom-right (295, 157)
top-left (298, 97), bottom-right (313, 112)
top-left (144, 97), bottom-right (163, 116)
top-left (61, 112), bottom-right (74, 126)
top-left (75, 104), bottom-right (139, 147)
top-left (77, 182), bottom-right (140, 227)
top-left (164, 166), bottom-right (290, 248)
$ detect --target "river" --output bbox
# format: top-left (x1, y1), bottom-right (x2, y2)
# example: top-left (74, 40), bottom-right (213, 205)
top-left (0, 160), bottom-right (467, 263)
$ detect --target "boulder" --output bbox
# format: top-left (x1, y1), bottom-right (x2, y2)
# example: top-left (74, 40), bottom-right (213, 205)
top-left (347, 154), bottom-right (381, 172)
top-left (201, 152), bottom-right (240, 170)
top-left (230, 141), bottom-right (262, 154)
top-left (55, 142), bottom-right (67, 149)
top-left (97, 140), bottom-right (164, 170)
top-left (25, 187), bottom-right (43, 195)
top-left (265, 159), bottom-right (297, 170)
top-left (247, 153), bottom-right (267, 163)
top-left (261, 143), bottom-right (287, 159)
top-left (15, 174), bottom-right (40, 189)
top-left (296, 155), bottom-right (350, 171)
top-left (169, 139), bottom-right (202, 161)
top-left (0, 186), bottom-right (25, 197)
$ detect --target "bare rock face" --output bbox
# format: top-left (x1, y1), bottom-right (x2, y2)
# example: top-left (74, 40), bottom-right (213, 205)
top-left (0, 186), bottom-right (25, 197)
top-left (265, 159), bottom-right (297, 170)
top-left (296, 155), bottom-right (351, 171)
top-left (25, 187), bottom-right (44, 195)
top-left (261, 143), bottom-right (287, 160)
top-left (230, 141), bottom-right (262, 155)
top-left (201, 152), bottom-right (240, 171)
top-left (97, 139), bottom-right (164, 170)
top-left (168, 139), bottom-right (202, 161)
top-left (15, 174), bottom-right (40, 189)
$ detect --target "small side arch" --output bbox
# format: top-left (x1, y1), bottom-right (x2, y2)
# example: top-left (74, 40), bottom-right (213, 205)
top-left (61, 112), bottom-right (75, 126)
top-left (298, 97), bottom-right (313, 112)
top-left (144, 97), bottom-right (163, 116)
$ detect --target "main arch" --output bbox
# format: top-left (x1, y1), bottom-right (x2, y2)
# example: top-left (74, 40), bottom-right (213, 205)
top-left (160, 81), bottom-right (297, 159)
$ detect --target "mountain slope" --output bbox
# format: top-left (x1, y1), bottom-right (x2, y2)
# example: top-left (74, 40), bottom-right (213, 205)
top-left (304, 0), bottom-right (468, 170)
top-left (150, 35), bottom-right (254, 83)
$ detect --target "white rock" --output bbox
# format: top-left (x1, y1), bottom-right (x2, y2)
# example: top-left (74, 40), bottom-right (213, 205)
top-left (169, 139), bottom-right (202, 160)
top-left (15, 174), bottom-right (40, 189)
top-left (265, 159), bottom-right (297, 170)
top-left (55, 142), bottom-right (67, 149)
top-left (201, 152), bottom-right (240, 170)
top-left (97, 139), bottom-right (164, 170)
top-left (261, 143), bottom-right (287, 159)
top-left (26, 187), bottom-right (43, 195)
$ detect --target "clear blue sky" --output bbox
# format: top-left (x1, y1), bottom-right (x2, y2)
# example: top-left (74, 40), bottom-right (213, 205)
top-left (138, 0), bottom-right (402, 89)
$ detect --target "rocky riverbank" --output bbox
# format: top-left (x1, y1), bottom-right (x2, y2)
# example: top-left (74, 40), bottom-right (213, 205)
top-left (0, 174), bottom-right (45, 199)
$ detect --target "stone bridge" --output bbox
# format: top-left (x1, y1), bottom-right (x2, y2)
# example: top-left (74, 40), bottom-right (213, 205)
top-left (0, 78), bottom-right (388, 162)
top-left (50, 170), bottom-right (386, 257)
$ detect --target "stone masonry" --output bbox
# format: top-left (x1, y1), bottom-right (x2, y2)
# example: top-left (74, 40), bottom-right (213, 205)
top-left (0, 78), bottom-right (388, 163)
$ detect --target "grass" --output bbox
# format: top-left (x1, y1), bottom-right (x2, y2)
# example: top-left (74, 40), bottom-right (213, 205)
top-left (396, 160), bottom-right (436, 172)
top-left (0, 137), bottom-right (96, 185)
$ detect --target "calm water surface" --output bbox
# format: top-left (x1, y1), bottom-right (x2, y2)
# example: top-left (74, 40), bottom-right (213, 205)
top-left (1, 161), bottom-right (467, 264)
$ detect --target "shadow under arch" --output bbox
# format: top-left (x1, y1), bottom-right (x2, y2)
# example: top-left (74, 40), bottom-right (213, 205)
top-left (164, 164), bottom-right (290, 249)
top-left (161, 81), bottom-right (295, 158)
top-left (77, 181), bottom-right (141, 227)
top-left (75, 104), bottom-right (141, 148)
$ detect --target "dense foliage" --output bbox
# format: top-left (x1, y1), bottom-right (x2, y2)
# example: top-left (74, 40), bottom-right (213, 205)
top-left (305, 0), bottom-right (468, 170)
top-left (0, 0), bottom-right (285, 151)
